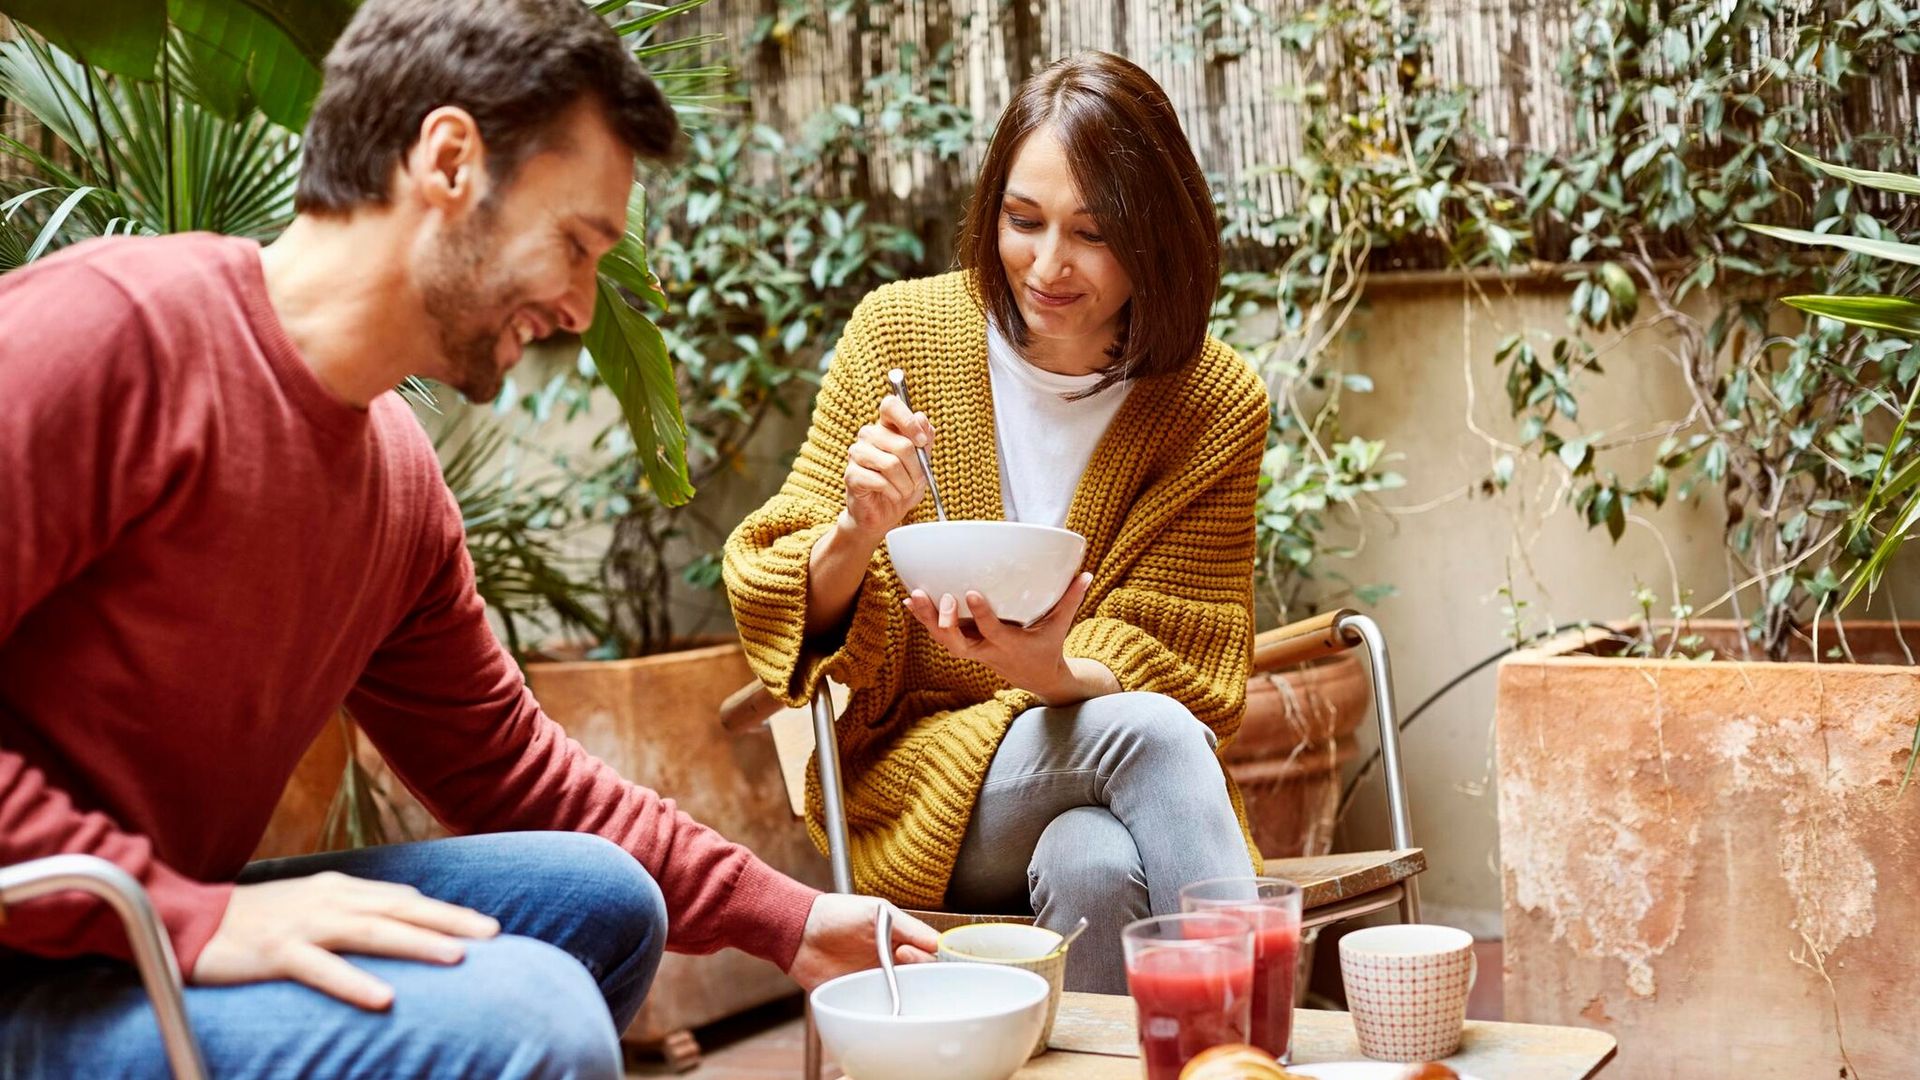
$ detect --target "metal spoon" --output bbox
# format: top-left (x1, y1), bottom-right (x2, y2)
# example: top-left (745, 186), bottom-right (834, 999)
top-left (887, 368), bottom-right (948, 522)
top-left (875, 902), bottom-right (902, 1016)
top-left (1055, 916), bottom-right (1091, 956)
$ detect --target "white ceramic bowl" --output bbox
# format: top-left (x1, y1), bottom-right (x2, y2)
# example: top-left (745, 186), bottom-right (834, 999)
top-left (885, 521), bottom-right (1088, 625)
top-left (809, 962), bottom-right (1051, 1080)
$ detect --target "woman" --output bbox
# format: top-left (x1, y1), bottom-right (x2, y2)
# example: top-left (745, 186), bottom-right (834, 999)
top-left (723, 51), bottom-right (1266, 993)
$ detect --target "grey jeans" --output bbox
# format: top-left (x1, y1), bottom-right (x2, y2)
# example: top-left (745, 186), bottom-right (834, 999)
top-left (944, 691), bottom-right (1253, 993)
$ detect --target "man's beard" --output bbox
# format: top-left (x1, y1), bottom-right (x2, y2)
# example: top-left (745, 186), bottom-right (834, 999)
top-left (419, 206), bottom-right (517, 403)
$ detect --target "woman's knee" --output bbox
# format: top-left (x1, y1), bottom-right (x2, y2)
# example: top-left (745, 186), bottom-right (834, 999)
top-left (1028, 807), bottom-right (1147, 909)
top-left (1094, 691), bottom-right (1217, 756)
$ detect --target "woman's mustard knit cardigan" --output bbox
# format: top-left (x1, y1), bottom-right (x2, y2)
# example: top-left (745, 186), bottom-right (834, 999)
top-left (723, 271), bottom-right (1268, 908)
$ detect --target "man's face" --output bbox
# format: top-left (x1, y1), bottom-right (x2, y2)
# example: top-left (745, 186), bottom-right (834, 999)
top-left (415, 101), bottom-right (634, 403)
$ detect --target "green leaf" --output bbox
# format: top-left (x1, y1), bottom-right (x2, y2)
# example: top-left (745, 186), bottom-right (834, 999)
top-left (1767, 574), bottom-right (1796, 607)
top-left (612, 0), bottom-right (714, 38)
top-left (1780, 294), bottom-right (1920, 337)
top-left (170, 0), bottom-right (328, 129)
top-left (585, 278), bottom-right (694, 506)
top-left (0, 0), bottom-right (165, 78)
top-left (1558, 437), bottom-right (1591, 473)
top-left (1485, 222), bottom-right (1514, 259)
top-left (1622, 140), bottom-right (1661, 179)
top-left (1781, 145), bottom-right (1920, 196)
top-left (1492, 454), bottom-right (1515, 489)
top-left (584, 185), bottom-right (689, 505)
top-left (22, 185), bottom-right (104, 262)
top-left (1748, 224), bottom-right (1920, 268)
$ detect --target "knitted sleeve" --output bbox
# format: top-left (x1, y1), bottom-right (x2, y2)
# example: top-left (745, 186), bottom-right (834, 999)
top-left (1062, 373), bottom-right (1266, 744)
top-left (722, 293), bottom-right (908, 706)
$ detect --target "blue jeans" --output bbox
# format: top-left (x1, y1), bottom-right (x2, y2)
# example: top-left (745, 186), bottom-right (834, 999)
top-left (0, 832), bottom-right (668, 1079)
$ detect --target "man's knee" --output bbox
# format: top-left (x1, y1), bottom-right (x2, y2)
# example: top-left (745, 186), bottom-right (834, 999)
top-left (535, 833), bottom-right (668, 977)
top-left (1029, 807), bottom-right (1147, 908)
top-left (402, 935), bottom-right (624, 1080)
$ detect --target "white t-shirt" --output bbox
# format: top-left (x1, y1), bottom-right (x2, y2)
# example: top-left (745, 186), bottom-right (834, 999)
top-left (986, 322), bottom-right (1131, 528)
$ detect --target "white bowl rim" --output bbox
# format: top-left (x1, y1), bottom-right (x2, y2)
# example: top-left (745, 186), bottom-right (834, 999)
top-left (885, 520), bottom-right (1086, 544)
top-left (809, 962), bottom-right (1051, 1025)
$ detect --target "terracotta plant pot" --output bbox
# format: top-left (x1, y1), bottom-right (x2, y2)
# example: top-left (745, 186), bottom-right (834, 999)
top-left (1496, 621), bottom-right (1919, 1079)
top-left (1228, 651), bottom-right (1370, 860)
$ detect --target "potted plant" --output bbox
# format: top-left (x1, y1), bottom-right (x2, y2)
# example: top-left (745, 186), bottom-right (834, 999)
top-left (1479, 3), bottom-right (1920, 1075)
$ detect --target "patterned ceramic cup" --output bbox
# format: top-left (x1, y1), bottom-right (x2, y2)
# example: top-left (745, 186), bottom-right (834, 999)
top-left (936, 923), bottom-right (1067, 1059)
top-left (1337, 924), bottom-right (1477, 1062)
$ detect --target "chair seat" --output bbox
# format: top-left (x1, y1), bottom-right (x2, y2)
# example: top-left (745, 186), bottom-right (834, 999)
top-left (903, 848), bottom-right (1426, 933)
top-left (1265, 847), bottom-right (1426, 909)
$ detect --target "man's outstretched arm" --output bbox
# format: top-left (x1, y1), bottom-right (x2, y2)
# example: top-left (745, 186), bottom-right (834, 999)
top-left (345, 489), bottom-right (935, 984)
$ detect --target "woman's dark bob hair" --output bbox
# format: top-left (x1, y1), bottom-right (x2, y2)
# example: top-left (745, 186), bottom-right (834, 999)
top-left (959, 51), bottom-right (1220, 393)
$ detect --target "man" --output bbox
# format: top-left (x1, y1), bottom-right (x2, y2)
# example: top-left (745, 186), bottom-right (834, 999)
top-left (0, 1), bottom-right (935, 1075)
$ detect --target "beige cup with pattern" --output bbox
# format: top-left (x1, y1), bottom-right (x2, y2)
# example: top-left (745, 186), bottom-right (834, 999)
top-left (1338, 924), bottom-right (1477, 1062)
top-left (935, 923), bottom-right (1067, 1059)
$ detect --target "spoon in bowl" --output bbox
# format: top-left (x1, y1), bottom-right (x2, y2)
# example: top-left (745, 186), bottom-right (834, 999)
top-left (887, 368), bottom-right (948, 522)
top-left (875, 902), bottom-right (902, 1016)
top-left (1056, 915), bottom-right (1091, 955)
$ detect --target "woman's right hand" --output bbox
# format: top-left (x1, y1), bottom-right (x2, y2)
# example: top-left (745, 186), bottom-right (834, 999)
top-left (837, 394), bottom-right (936, 546)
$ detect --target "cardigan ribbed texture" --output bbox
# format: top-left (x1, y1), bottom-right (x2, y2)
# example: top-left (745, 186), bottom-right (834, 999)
top-left (723, 271), bottom-right (1267, 908)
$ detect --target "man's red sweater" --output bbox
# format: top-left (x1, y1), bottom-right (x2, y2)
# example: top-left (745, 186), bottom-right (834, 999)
top-left (0, 233), bottom-right (817, 975)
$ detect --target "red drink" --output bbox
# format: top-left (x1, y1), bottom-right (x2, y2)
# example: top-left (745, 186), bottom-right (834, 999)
top-left (1243, 910), bottom-right (1301, 1060)
top-left (1126, 941), bottom-right (1254, 1080)
top-left (1179, 875), bottom-right (1304, 1063)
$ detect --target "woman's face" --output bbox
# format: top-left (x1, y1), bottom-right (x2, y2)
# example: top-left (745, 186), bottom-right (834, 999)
top-left (997, 126), bottom-right (1133, 365)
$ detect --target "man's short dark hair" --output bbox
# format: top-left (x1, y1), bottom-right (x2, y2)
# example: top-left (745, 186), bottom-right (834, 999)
top-left (295, 0), bottom-right (679, 213)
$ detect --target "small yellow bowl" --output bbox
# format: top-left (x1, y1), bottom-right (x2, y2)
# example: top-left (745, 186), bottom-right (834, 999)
top-left (935, 923), bottom-right (1068, 1058)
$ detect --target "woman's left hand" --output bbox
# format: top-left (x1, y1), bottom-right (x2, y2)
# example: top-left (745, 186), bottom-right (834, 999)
top-left (905, 573), bottom-right (1113, 704)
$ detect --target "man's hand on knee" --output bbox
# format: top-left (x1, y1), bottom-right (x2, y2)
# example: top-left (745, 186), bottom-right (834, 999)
top-left (785, 895), bottom-right (938, 991)
top-left (192, 871), bottom-right (501, 1010)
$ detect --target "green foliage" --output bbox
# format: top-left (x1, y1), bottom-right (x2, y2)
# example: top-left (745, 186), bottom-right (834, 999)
top-left (1208, 0), bottom-right (1504, 619)
top-left (0, 0), bottom-right (351, 129)
top-left (0, 32), bottom-right (302, 261)
top-left (438, 412), bottom-right (614, 657)
top-left (1479, 0), bottom-right (1920, 659)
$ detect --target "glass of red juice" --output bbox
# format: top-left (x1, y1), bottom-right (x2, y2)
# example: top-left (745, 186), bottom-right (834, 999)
top-left (1179, 876), bottom-right (1303, 1063)
top-left (1121, 912), bottom-right (1255, 1080)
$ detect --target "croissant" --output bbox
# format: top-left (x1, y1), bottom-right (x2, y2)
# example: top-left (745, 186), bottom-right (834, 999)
top-left (1177, 1044), bottom-right (1310, 1080)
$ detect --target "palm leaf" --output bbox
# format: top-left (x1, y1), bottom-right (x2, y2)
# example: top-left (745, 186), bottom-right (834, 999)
top-left (0, 35), bottom-right (298, 257)
top-left (1749, 223), bottom-right (1920, 268)
top-left (0, 0), bottom-right (351, 125)
top-left (1782, 145), bottom-right (1920, 197)
top-left (0, 0), bottom-right (165, 79)
top-left (611, 0), bottom-right (714, 38)
top-left (1781, 294), bottom-right (1920, 336)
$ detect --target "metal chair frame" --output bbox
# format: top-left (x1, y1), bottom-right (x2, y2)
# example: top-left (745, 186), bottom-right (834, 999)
top-left (0, 854), bottom-right (210, 1080)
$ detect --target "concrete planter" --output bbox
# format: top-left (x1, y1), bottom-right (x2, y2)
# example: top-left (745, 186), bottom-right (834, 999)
top-left (1496, 621), bottom-right (1919, 1078)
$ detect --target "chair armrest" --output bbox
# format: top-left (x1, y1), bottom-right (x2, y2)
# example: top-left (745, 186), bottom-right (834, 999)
top-left (1252, 607), bottom-right (1358, 672)
top-left (720, 680), bottom-right (783, 733)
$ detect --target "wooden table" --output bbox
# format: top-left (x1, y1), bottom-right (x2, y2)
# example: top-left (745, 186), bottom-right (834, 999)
top-left (1014, 993), bottom-right (1617, 1079)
